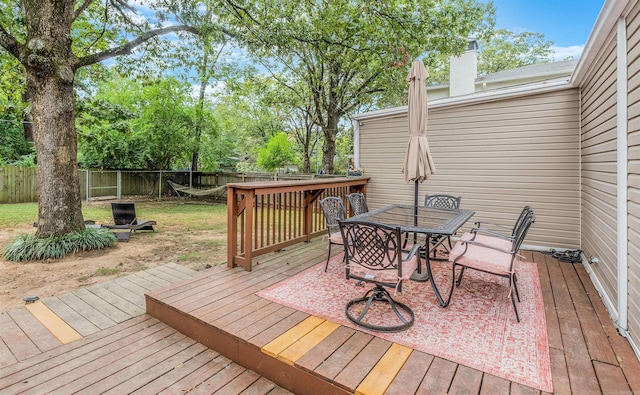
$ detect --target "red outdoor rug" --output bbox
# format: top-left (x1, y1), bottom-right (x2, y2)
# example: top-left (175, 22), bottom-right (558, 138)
top-left (257, 253), bottom-right (553, 392)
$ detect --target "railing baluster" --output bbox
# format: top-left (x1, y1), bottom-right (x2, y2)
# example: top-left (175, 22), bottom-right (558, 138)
top-left (226, 178), bottom-right (367, 271)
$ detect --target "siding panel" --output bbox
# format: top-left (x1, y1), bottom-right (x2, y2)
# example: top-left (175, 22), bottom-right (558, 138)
top-left (627, 0), bottom-right (640, 358)
top-left (358, 89), bottom-right (580, 249)
top-left (581, 30), bottom-right (618, 306)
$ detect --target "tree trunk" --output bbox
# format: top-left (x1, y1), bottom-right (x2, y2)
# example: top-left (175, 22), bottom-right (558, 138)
top-left (19, 0), bottom-right (84, 237)
top-left (29, 73), bottom-right (85, 237)
top-left (322, 114), bottom-right (340, 174)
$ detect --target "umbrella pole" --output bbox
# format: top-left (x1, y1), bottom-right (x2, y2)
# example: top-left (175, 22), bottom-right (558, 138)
top-left (410, 179), bottom-right (429, 282)
top-left (413, 180), bottom-right (418, 243)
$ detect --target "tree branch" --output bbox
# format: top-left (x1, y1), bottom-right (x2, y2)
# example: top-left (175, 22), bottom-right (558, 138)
top-left (0, 24), bottom-right (22, 59)
top-left (74, 0), bottom-right (95, 21)
top-left (75, 24), bottom-right (199, 68)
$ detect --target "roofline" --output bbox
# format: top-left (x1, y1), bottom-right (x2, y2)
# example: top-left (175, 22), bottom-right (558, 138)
top-left (352, 80), bottom-right (573, 121)
top-left (570, 0), bottom-right (630, 87)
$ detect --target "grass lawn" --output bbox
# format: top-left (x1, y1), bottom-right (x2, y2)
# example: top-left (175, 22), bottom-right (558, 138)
top-left (0, 199), bottom-right (230, 311)
top-left (0, 200), bottom-right (228, 231)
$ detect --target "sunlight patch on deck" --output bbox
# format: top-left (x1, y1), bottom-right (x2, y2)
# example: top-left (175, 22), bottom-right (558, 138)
top-left (278, 320), bottom-right (340, 365)
top-left (356, 343), bottom-right (413, 395)
top-left (25, 301), bottom-right (83, 344)
top-left (260, 316), bottom-right (325, 359)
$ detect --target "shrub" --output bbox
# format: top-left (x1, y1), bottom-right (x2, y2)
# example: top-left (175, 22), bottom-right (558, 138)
top-left (4, 228), bottom-right (117, 261)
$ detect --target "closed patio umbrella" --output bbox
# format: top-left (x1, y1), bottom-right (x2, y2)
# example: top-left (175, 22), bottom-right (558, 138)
top-left (403, 60), bottom-right (435, 282)
top-left (403, 60), bottom-right (436, 210)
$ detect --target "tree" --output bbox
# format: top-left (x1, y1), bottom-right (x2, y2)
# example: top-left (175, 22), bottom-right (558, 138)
top-left (478, 29), bottom-right (553, 75)
top-left (76, 75), bottom-right (201, 171)
top-left (217, 0), bottom-right (494, 173)
top-left (0, 1), bottom-right (201, 238)
top-left (257, 132), bottom-right (295, 172)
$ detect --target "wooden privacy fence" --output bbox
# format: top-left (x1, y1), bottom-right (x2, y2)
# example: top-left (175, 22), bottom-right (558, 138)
top-left (227, 177), bottom-right (369, 271)
top-left (0, 167), bottom-right (344, 204)
top-left (0, 166), bottom-right (38, 204)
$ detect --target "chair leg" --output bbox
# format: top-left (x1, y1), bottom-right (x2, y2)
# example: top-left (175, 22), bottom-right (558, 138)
top-left (509, 274), bottom-right (521, 322)
top-left (345, 285), bottom-right (414, 332)
top-left (511, 292), bottom-right (521, 322)
top-left (455, 267), bottom-right (466, 287)
top-left (442, 264), bottom-right (458, 307)
top-left (512, 273), bottom-right (521, 302)
top-left (325, 243), bottom-right (332, 272)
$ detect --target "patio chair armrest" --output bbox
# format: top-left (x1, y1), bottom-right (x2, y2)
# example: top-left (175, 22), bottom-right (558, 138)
top-left (470, 227), bottom-right (514, 240)
top-left (474, 221), bottom-right (512, 231)
top-left (461, 238), bottom-right (514, 255)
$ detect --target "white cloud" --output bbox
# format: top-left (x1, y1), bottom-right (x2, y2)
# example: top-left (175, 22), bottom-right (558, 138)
top-left (549, 45), bottom-right (585, 61)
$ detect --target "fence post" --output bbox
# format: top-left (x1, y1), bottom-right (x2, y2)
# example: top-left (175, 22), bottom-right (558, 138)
top-left (117, 170), bottom-right (122, 200)
top-left (159, 171), bottom-right (163, 200)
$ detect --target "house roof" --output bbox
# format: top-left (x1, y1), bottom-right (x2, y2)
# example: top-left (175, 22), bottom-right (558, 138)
top-left (476, 59), bottom-right (578, 83)
top-left (353, 0), bottom-right (629, 121)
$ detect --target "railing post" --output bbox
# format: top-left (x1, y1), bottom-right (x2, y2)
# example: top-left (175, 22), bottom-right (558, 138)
top-left (226, 177), bottom-right (368, 271)
top-left (227, 185), bottom-right (238, 268)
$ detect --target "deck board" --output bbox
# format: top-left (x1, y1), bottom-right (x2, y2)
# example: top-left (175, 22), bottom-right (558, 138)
top-left (87, 285), bottom-right (145, 317)
top-left (145, 238), bottom-right (640, 394)
top-left (576, 263), bottom-right (640, 394)
top-left (478, 374), bottom-right (511, 395)
top-left (417, 357), bottom-right (457, 393)
top-left (560, 258), bottom-right (618, 365)
top-left (58, 292), bottom-right (116, 329)
top-left (535, 251), bottom-right (563, 350)
top-left (2, 237), bottom-right (639, 394)
top-left (448, 365), bottom-right (483, 395)
top-left (7, 307), bottom-right (61, 352)
top-left (383, 350), bottom-right (434, 395)
top-left (42, 296), bottom-right (102, 336)
top-left (0, 312), bottom-right (41, 361)
top-left (334, 336), bottom-right (391, 392)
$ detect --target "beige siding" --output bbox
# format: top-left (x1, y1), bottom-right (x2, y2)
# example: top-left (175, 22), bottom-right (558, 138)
top-left (628, 0), bottom-right (640, 352)
top-left (581, 33), bottom-right (619, 307)
top-left (359, 89), bottom-right (580, 249)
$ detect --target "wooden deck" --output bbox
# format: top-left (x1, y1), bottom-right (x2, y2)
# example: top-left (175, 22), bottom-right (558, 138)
top-left (1, 238), bottom-right (640, 394)
top-left (0, 262), bottom-right (291, 394)
top-left (144, 237), bottom-right (640, 395)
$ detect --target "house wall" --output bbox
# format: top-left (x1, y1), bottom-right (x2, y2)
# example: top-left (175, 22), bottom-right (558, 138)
top-left (358, 89), bottom-right (581, 249)
top-left (627, 0), bottom-right (640, 351)
top-left (580, 33), bottom-right (620, 308)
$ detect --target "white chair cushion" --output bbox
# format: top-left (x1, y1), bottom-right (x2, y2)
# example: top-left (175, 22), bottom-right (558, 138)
top-left (449, 232), bottom-right (516, 276)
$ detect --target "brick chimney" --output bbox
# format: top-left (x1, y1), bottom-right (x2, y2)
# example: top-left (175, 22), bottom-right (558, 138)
top-left (449, 38), bottom-right (479, 97)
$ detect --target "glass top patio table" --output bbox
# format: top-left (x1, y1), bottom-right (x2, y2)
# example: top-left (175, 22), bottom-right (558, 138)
top-left (345, 204), bottom-right (474, 235)
top-left (343, 204), bottom-right (475, 307)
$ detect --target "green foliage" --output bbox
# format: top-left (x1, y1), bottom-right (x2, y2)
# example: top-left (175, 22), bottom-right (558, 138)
top-left (217, 0), bottom-right (495, 173)
top-left (4, 228), bottom-right (117, 261)
top-left (257, 132), bottom-right (296, 171)
top-left (478, 29), bottom-right (553, 75)
top-left (76, 75), bottom-right (212, 170)
top-left (0, 118), bottom-right (35, 165)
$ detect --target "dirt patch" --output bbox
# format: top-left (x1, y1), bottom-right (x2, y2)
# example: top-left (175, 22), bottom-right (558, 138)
top-left (0, 220), bottom-right (227, 312)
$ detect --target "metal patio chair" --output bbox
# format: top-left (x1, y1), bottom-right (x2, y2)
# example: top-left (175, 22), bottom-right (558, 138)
top-left (403, 194), bottom-right (462, 258)
top-left (445, 208), bottom-right (536, 322)
top-left (347, 192), bottom-right (369, 216)
top-left (470, 205), bottom-right (533, 244)
top-left (339, 219), bottom-right (420, 332)
top-left (424, 194), bottom-right (462, 258)
top-left (319, 197), bottom-right (347, 272)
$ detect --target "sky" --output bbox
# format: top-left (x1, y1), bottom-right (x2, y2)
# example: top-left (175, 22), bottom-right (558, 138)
top-left (486, 0), bottom-right (605, 60)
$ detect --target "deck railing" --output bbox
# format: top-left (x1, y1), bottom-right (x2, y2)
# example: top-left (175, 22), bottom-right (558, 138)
top-left (227, 177), bottom-right (369, 271)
